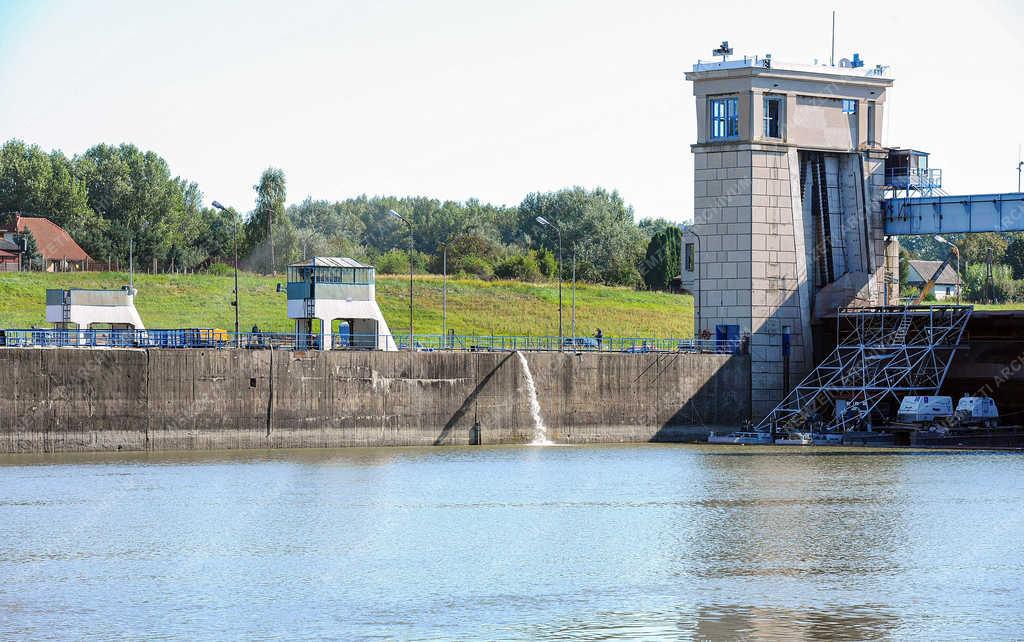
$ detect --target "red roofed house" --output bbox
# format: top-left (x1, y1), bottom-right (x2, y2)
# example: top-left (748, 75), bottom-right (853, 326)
top-left (1, 214), bottom-right (93, 272)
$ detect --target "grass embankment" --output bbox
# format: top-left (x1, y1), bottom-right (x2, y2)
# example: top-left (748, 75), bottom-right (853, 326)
top-left (0, 272), bottom-right (694, 337)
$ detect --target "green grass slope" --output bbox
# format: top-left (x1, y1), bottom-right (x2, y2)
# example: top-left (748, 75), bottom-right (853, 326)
top-left (0, 272), bottom-right (694, 338)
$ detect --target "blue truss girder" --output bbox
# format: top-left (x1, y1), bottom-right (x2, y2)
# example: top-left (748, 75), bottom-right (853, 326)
top-left (883, 192), bottom-right (1024, 235)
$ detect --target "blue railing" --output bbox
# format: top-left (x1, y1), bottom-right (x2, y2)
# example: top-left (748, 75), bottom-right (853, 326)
top-left (0, 329), bottom-right (734, 354)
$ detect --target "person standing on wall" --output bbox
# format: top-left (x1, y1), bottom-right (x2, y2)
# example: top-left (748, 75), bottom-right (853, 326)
top-left (595, 328), bottom-right (603, 351)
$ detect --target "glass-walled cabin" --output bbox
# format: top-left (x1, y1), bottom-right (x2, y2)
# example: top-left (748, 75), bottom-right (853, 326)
top-left (285, 257), bottom-right (396, 351)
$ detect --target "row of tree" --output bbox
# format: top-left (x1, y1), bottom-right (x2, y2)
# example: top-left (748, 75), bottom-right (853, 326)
top-left (0, 139), bottom-right (684, 287)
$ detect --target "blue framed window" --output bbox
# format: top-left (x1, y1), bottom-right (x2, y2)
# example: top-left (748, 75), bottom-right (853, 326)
top-left (710, 97), bottom-right (739, 140)
top-left (763, 95), bottom-right (783, 138)
top-left (842, 98), bottom-right (857, 114)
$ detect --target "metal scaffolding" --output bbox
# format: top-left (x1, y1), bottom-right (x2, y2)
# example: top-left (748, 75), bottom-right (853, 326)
top-left (755, 305), bottom-right (972, 434)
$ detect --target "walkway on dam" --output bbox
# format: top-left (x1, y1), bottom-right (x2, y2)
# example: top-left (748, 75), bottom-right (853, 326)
top-left (0, 328), bottom-right (729, 354)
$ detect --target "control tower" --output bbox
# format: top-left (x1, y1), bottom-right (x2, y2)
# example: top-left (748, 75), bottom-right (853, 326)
top-left (680, 49), bottom-right (898, 418)
top-left (286, 257), bottom-right (397, 351)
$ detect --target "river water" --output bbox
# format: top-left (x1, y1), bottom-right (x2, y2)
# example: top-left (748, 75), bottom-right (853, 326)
top-left (1, 444), bottom-right (1022, 640)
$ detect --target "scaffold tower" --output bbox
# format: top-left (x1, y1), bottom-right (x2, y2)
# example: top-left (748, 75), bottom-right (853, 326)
top-left (755, 305), bottom-right (972, 434)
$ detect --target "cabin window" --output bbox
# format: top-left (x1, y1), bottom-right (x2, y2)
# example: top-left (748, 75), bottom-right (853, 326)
top-left (763, 95), bottom-right (783, 138)
top-left (709, 97), bottom-right (739, 140)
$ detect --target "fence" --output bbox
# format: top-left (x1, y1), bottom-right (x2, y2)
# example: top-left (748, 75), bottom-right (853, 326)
top-left (0, 328), bottom-right (737, 354)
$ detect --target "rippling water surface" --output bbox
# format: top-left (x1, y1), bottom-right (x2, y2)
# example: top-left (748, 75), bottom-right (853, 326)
top-left (1, 444), bottom-right (1022, 640)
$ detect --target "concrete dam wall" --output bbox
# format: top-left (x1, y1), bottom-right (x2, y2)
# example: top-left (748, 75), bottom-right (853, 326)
top-left (0, 348), bottom-right (750, 453)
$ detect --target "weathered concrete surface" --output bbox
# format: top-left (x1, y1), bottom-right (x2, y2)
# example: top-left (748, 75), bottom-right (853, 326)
top-left (0, 348), bottom-right (749, 453)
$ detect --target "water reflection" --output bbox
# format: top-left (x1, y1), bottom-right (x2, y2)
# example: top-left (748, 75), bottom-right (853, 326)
top-left (0, 444), bottom-right (1021, 640)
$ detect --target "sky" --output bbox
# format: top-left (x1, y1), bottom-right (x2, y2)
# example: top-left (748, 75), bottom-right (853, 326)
top-left (1, 0), bottom-right (1023, 222)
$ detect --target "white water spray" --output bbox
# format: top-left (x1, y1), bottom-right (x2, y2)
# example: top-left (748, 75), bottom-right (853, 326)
top-left (516, 351), bottom-right (552, 445)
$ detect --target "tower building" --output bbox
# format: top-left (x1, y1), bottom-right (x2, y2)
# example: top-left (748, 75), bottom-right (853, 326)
top-left (680, 51), bottom-right (899, 418)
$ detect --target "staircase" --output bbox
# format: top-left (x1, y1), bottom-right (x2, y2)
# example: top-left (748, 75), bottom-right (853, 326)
top-left (891, 314), bottom-right (912, 345)
top-left (755, 305), bottom-right (972, 435)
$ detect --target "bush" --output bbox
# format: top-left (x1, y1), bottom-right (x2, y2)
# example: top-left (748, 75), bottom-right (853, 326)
top-left (494, 253), bottom-right (542, 281)
top-left (206, 262), bottom-right (235, 276)
top-left (963, 263), bottom-right (1016, 303)
top-left (535, 248), bottom-right (557, 278)
top-left (455, 255), bottom-right (494, 280)
top-left (375, 249), bottom-right (430, 274)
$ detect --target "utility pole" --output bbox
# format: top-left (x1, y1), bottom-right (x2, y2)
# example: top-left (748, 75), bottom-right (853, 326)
top-left (388, 210), bottom-right (414, 350)
top-left (535, 215), bottom-right (563, 350)
top-left (212, 201), bottom-right (240, 346)
top-left (571, 247), bottom-right (577, 342)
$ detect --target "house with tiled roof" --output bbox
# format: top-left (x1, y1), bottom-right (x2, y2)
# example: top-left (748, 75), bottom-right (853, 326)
top-left (0, 213), bottom-right (93, 272)
top-left (907, 259), bottom-right (961, 300)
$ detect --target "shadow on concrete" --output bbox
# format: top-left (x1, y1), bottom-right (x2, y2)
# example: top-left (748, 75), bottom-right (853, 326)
top-left (433, 352), bottom-right (515, 446)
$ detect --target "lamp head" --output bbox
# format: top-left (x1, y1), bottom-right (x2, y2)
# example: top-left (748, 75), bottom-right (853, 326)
top-left (536, 216), bottom-right (550, 226)
top-left (212, 201), bottom-right (226, 211)
top-left (934, 235), bottom-right (948, 245)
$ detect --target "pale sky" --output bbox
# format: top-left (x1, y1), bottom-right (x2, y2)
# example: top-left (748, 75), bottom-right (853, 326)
top-left (1, 0), bottom-right (1022, 221)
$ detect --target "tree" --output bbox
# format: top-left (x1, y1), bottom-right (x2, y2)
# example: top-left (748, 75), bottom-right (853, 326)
top-left (73, 143), bottom-right (187, 268)
top-left (1005, 234), bottom-right (1024, 279)
top-left (518, 187), bottom-right (647, 286)
top-left (955, 232), bottom-right (1008, 265)
top-left (641, 226), bottom-right (682, 290)
top-left (0, 139), bottom-right (104, 257)
top-left (20, 229), bottom-right (41, 271)
top-left (247, 168), bottom-right (288, 273)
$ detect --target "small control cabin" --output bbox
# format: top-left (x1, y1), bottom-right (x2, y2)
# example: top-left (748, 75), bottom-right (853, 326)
top-left (46, 286), bottom-right (145, 330)
top-left (286, 257), bottom-right (397, 351)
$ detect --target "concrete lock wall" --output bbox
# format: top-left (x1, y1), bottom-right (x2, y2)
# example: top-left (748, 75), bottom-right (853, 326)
top-left (0, 348), bottom-right (750, 453)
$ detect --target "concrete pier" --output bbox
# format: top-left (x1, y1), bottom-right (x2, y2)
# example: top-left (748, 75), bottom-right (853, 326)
top-left (0, 348), bottom-right (749, 453)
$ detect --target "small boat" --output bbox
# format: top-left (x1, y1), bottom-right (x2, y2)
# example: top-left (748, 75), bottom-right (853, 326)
top-left (775, 432), bottom-right (814, 446)
top-left (812, 433), bottom-right (845, 445)
top-left (707, 431), bottom-right (774, 445)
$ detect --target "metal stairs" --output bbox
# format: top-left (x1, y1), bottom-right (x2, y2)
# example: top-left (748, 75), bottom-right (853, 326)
top-left (891, 314), bottom-right (912, 345)
top-left (755, 305), bottom-right (972, 435)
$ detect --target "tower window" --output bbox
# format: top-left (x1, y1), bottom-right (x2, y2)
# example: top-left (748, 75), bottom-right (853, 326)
top-left (842, 99), bottom-right (857, 114)
top-left (764, 96), bottom-right (783, 138)
top-left (684, 243), bottom-right (695, 272)
top-left (709, 97), bottom-right (739, 140)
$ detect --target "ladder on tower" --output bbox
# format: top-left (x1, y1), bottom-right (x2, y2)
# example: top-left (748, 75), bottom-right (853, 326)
top-left (61, 290), bottom-right (71, 324)
top-left (755, 305), bottom-right (972, 435)
top-left (891, 313), bottom-right (912, 345)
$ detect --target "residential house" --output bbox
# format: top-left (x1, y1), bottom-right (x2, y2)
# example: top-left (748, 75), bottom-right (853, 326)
top-left (0, 214), bottom-right (93, 272)
top-left (906, 259), bottom-right (960, 300)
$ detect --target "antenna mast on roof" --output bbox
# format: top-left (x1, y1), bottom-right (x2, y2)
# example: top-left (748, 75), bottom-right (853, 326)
top-left (1017, 144), bottom-right (1022, 193)
top-left (830, 11), bottom-right (836, 66)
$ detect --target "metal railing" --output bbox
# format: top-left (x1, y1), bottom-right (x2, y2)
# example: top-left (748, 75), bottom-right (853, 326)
top-left (0, 328), bottom-right (738, 354)
top-left (0, 328), bottom-right (322, 351)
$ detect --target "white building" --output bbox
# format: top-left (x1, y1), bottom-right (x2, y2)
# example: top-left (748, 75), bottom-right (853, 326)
top-left (906, 260), bottom-right (960, 300)
top-left (46, 287), bottom-right (145, 330)
top-left (286, 257), bottom-right (397, 351)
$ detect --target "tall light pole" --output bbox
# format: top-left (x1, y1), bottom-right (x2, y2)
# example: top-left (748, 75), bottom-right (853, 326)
top-left (388, 209), bottom-right (414, 350)
top-left (937, 234), bottom-right (958, 305)
top-left (442, 242), bottom-right (448, 343)
top-left (571, 246), bottom-right (577, 342)
top-left (536, 215), bottom-right (562, 349)
top-left (212, 201), bottom-right (240, 343)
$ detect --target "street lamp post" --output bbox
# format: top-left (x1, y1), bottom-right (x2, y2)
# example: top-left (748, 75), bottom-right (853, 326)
top-left (388, 209), bottom-right (414, 350)
top-left (934, 234), bottom-right (961, 304)
top-left (212, 201), bottom-right (239, 346)
top-left (535, 216), bottom-right (563, 350)
top-left (442, 243), bottom-right (448, 344)
top-left (571, 247), bottom-right (576, 342)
